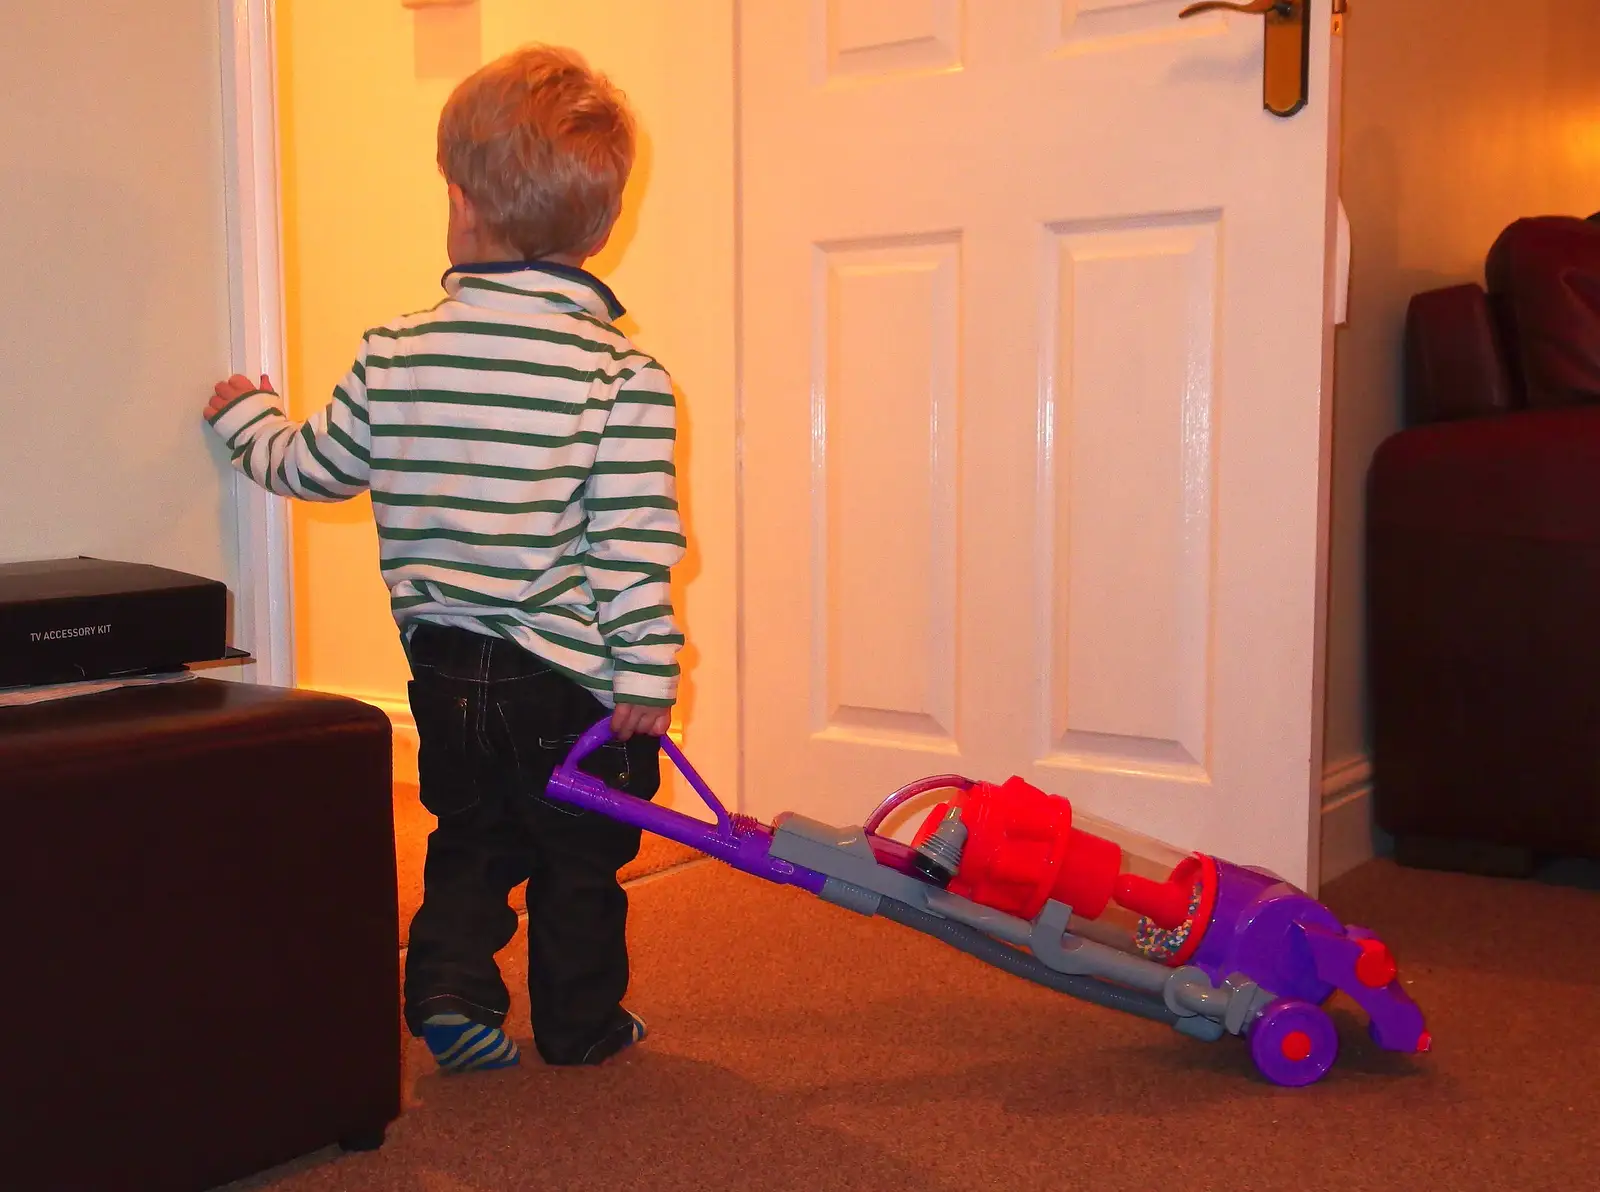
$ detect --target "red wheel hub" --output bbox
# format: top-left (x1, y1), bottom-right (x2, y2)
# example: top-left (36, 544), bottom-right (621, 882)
top-left (1354, 938), bottom-right (1398, 988)
top-left (1280, 1030), bottom-right (1314, 1063)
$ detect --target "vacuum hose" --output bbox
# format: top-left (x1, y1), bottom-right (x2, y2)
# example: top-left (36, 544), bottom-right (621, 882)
top-left (863, 885), bottom-right (1183, 1027)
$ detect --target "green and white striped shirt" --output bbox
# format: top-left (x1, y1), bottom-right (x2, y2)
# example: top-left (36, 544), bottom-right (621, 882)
top-left (207, 263), bottom-right (685, 708)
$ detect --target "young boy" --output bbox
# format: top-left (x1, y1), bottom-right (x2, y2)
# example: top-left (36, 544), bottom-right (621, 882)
top-left (204, 45), bottom-right (683, 1072)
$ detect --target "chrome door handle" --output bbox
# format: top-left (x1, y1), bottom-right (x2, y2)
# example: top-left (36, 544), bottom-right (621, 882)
top-left (1179, 0), bottom-right (1311, 118)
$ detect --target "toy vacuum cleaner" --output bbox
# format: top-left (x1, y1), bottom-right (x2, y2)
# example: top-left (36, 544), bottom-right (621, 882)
top-left (547, 724), bottom-right (1430, 1088)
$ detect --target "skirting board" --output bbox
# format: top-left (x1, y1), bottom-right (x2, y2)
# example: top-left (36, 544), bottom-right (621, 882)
top-left (358, 692), bottom-right (419, 785)
top-left (1320, 755), bottom-right (1376, 885)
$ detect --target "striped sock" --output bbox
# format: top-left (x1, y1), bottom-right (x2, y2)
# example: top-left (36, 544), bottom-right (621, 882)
top-left (578, 1009), bottom-right (649, 1066)
top-left (421, 1013), bottom-right (521, 1073)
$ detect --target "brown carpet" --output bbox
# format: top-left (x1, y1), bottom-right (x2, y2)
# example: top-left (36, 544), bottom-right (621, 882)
top-left (393, 784), bottom-right (702, 945)
top-left (224, 857), bottom-right (1600, 1192)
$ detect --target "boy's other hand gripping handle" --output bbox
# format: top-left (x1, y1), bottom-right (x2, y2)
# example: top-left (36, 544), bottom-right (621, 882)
top-left (557, 719), bottom-right (737, 838)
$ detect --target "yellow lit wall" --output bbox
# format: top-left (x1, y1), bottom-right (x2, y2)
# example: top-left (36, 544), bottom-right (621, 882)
top-left (1325, 2), bottom-right (1600, 803)
top-left (278, 0), bottom-right (738, 794)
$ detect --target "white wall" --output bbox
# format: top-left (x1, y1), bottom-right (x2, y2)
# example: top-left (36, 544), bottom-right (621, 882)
top-left (1321, 0), bottom-right (1600, 875)
top-left (0, 3), bottom-right (238, 602)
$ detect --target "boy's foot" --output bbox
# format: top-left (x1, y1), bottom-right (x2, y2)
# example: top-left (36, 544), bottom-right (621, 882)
top-left (548, 1008), bottom-right (648, 1067)
top-left (421, 1012), bottom-right (521, 1073)
top-left (581, 1008), bottom-right (648, 1066)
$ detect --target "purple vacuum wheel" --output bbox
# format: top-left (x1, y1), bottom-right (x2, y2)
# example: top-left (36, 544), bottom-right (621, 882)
top-left (1248, 999), bottom-right (1339, 1088)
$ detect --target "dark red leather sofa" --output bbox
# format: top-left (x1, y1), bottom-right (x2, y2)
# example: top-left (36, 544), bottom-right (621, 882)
top-left (1366, 213), bottom-right (1600, 874)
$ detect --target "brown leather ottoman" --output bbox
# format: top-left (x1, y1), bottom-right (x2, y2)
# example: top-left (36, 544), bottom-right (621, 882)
top-left (0, 679), bottom-right (398, 1192)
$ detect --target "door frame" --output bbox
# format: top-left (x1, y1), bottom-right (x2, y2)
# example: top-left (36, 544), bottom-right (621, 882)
top-left (219, 0), bottom-right (295, 687)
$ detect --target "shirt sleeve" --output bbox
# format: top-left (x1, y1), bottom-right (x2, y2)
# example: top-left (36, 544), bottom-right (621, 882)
top-left (583, 359), bottom-right (687, 707)
top-left (205, 338), bottom-right (374, 502)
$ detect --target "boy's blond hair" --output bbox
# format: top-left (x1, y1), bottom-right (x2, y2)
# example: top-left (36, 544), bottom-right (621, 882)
top-left (438, 45), bottom-right (635, 261)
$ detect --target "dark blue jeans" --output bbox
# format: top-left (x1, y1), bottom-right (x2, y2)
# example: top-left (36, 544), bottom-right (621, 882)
top-left (401, 622), bottom-right (661, 1064)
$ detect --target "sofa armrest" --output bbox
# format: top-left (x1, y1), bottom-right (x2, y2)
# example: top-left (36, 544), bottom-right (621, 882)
top-left (1403, 283), bottom-right (1517, 425)
top-left (1369, 404), bottom-right (1600, 543)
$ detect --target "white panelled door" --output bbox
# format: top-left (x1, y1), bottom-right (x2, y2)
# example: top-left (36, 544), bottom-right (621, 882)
top-left (739, 0), bottom-right (1341, 887)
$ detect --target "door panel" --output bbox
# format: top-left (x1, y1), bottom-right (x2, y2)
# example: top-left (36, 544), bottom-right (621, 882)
top-left (824, 0), bottom-right (963, 79)
top-left (1042, 212), bottom-right (1218, 779)
top-left (814, 235), bottom-right (962, 751)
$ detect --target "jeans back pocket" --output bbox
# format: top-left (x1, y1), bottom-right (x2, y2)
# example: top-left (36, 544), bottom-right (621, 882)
top-left (407, 679), bottom-right (482, 817)
top-left (493, 680), bottom-right (587, 815)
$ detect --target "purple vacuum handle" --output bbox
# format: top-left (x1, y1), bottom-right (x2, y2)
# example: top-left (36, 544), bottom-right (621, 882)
top-left (561, 718), bottom-right (736, 837)
top-left (548, 719), bottom-right (829, 895)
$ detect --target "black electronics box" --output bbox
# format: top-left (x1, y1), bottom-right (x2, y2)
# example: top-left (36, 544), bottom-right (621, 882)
top-left (0, 558), bottom-right (233, 688)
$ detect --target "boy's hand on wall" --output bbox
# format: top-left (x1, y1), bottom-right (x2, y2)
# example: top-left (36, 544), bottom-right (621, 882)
top-left (612, 701), bottom-right (672, 741)
top-left (206, 373), bottom-right (274, 420)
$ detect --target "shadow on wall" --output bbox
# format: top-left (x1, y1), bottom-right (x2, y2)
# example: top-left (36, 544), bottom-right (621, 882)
top-left (588, 125), bottom-right (712, 729)
top-left (0, 165), bottom-right (237, 579)
top-left (1326, 121), bottom-right (1463, 743)
top-left (1323, 112), bottom-right (1496, 867)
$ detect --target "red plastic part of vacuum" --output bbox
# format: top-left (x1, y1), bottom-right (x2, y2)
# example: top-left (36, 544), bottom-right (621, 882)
top-left (911, 776), bottom-right (1191, 930)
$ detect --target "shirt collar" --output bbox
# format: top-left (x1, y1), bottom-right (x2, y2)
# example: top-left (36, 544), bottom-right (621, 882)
top-left (440, 260), bottom-right (626, 322)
